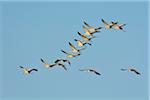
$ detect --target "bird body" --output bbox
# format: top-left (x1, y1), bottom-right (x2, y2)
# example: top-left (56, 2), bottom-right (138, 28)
top-left (101, 19), bottom-right (117, 29)
top-left (61, 49), bottom-right (80, 58)
top-left (121, 67), bottom-right (141, 75)
top-left (79, 68), bottom-right (101, 76)
top-left (20, 66), bottom-right (38, 75)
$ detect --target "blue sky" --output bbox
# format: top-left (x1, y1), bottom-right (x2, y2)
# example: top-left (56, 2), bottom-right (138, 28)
top-left (0, 1), bottom-right (149, 100)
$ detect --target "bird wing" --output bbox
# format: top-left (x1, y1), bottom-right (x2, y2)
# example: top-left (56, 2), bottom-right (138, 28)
top-left (28, 69), bottom-right (38, 73)
top-left (82, 25), bottom-right (91, 33)
top-left (69, 42), bottom-right (78, 52)
top-left (20, 66), bottom-right (24, 69)
top-left (83, 21), bottom-right (93, 29)
top-left (54, 59), bottom-right (61, 63)
top-left (121, 68), bottom-right (127, 71)
top-left (131, 69), bottom-right (141, 75)
top-left (49, 64), bottom-right (57, 67)
top-left (58, 63), bottom-right (67, 71)
top-left (94, 71), bottom-right (101, 75)
top-left (78, 32), bottom-right (90, 40)
top-left (101, 19), bottom-right (108, 25)
top-left (89, 69), bottom-right (101, 75)
top-left (61, 49), bottom-right (70, 55)
top-left (120, 24), bottom-right (126, 27)
top-left (63, 60), bottom-right (71, 65)
top-left (41, 58), bottom-right (46, 64)
top-left (79, 69), bottom-right (89, 71)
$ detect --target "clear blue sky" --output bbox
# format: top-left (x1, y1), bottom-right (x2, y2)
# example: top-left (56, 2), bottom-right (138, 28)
top-left (0, 1), bottom-right (148, 100)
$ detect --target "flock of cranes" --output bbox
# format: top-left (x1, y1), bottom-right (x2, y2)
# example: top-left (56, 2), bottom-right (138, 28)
top-left (19, 18), bottom-right (141, 76)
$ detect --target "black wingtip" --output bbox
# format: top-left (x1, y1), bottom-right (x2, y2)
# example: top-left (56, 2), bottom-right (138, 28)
top-left (68, 42), bottom-right (72, 45)
top-left (77, 32), bottom-right (81, 35)
top-left (19, 66), bottom-right (24, 68)
top-left (61, 49), bottom-right (65, 53)
top-left (74, 39), bottom-right (78, 41)
top-left (101, 19), bottom-right (104, 22)
top-left (40, 58), bottom-right (44, 63)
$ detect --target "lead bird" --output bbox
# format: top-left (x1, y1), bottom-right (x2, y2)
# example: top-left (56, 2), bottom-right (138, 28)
top-left (41, 58), bottom-right (67, 71)
top-left (61, 49), bottom-right (80, 58)
top-left (19, 66), bottom-right (38, 75)
top-left (121, 67), bottom-right (141, 75)
top-left (79, 68), bottom-right (101, 76)
top-left (101, 19), bottom-right (117, 29)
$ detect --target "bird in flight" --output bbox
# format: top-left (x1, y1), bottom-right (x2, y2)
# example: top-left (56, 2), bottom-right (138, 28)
top-left (79, 68), bottom-right (101, 76)
top-left (101, 19), bottom-right (117, 29)
top-left (83, 21), bottom-right (102, 37)
top-left (54, 59), bottom-right (71, 66)
top-left (19, 66), bottom-right (38, 75)
top-left (83, 21), bottom-right (102, 33)
top-left (121, 67), bottom-right (141, 75)
top-left (82, 25), bottom-right (99, 38)
top-left (41, 58), bottom-right (67, 71)
top-left (111, 21), bottom-right (126, 32)
top-left (41, 58), bottom-right (57, 68)
top-left (68, 42), bottom-right (85, 53)
top-left (77, 32), bottom-right (95, 42)
top-left (61, 49), bottom-right (81, 58)
top-left (74, 39), bottom-right (92, 47)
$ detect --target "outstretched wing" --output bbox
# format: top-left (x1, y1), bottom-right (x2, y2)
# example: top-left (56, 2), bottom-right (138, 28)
top-left (54, 59), bottom-right (61, 64)
top-left (63, 60), bottom-right (71, 66)
top-left (28, 69), bottom-right (38, 73)
top-left (58, 63), bottom-right (67, 71)
top-left (82, 25), bottom-right (91, 33)
top-left (101, 19), bottom-right (108, 25)
top-left (79, 69), bottom-right (88, 71)
top-left (69, 42), bottom-right (79, 52)
top-left (131, 69), bottom-right (141, 75)
top-left (41, 58), bottom-right (46, 64)
top-left (121, 68), bottom-right (127, 71)
top-left (120, 24), bottom-right (126, 27)
top-left (83, 21), bottom-right (93, 29)
top-left (93, 71), bottom-right (101, 75)
top-left (61, 49), bottom-right (70, 55)
top-left (20, 66), bottom-right (24, 69)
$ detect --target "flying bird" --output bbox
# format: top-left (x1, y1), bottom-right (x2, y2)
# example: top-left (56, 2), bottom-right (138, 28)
top-left (83, 21), bottom-right (102, 33)
top-left (101, 19), bottom-right (117, 29)
top-left (121, 67), bottom-right (141, 75)
top-left (77, 32), bottom-right (95, 42)
top-left (61, 49), bottom-right (80, 58)
top-left (74, 39), bottom-right (92, 47)
top-left (82, 25), bottom-right (99, 37)
top-left (20, 66), bottom-right (38, 75)
top-left (68, 42), bottom-right (85, 53)
top-left (41, 58), bottom-right (57, 68)
top-left (79, 68), bottom-right (101, 76)
top-left (54, 59), bottom-right (71, 66)
top-left (111, 21), bottom-right (126, 32)
top-left (41, 58), bottom-right (67, 71)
